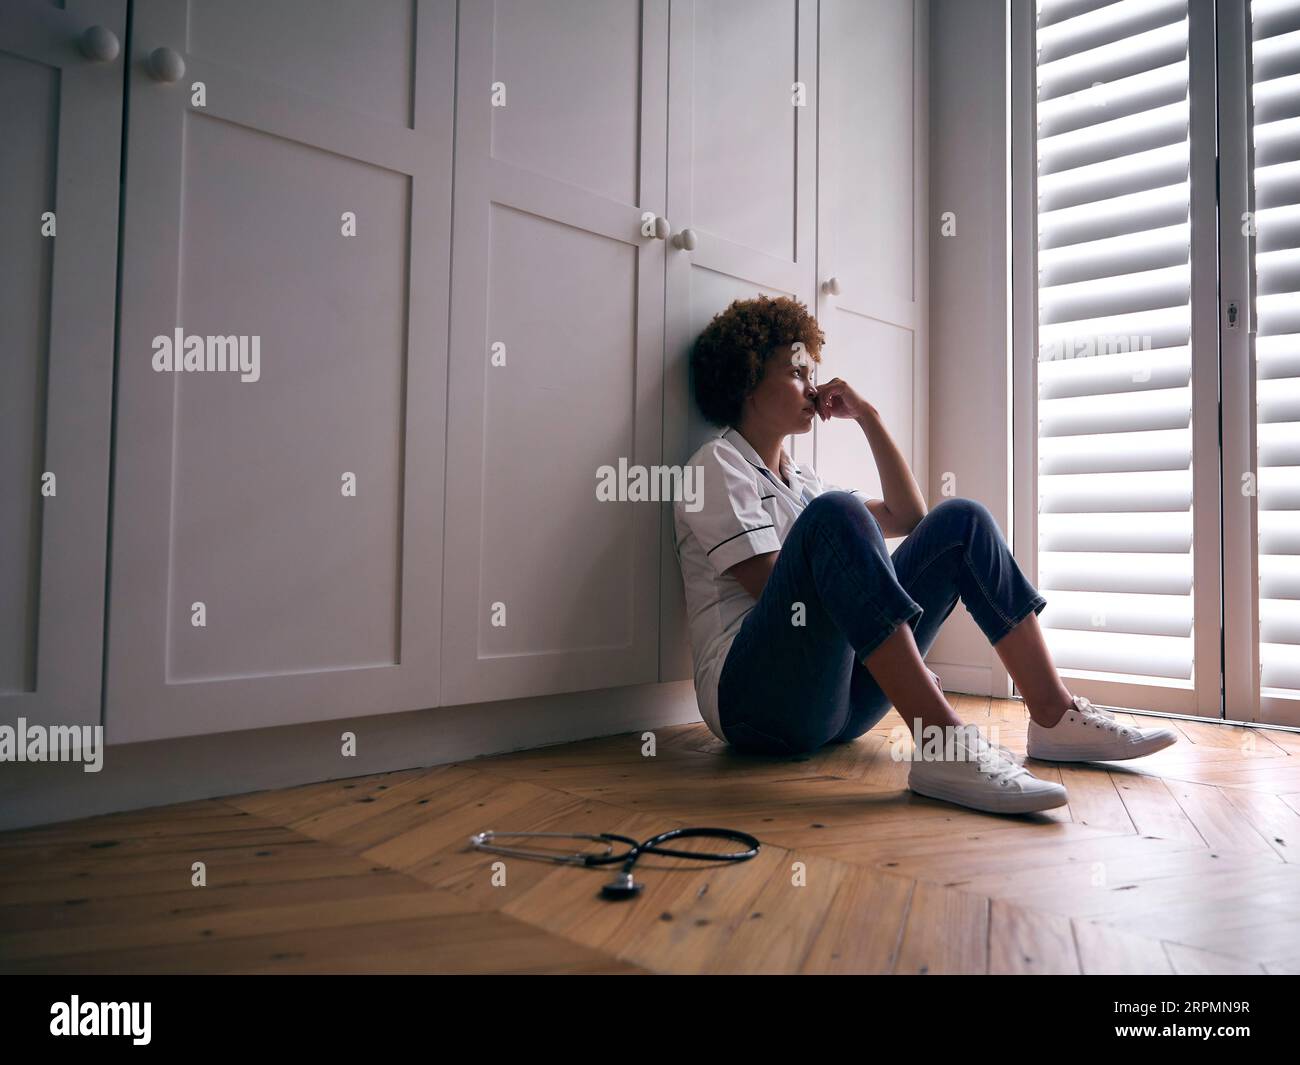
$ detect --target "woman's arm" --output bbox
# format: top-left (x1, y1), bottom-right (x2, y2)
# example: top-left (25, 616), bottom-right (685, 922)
top-left (854, 405), bottom-right (927, 535)
top-left (727, 551), bottom-right (778, 601)
top-left (812, 380), bottom-right (928, 535)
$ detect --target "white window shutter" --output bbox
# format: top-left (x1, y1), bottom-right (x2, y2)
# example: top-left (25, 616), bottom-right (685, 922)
top-left (1252, 0), bottom-right (1300, 693)
top-left (1034, 0), bottom-right (1196, 683)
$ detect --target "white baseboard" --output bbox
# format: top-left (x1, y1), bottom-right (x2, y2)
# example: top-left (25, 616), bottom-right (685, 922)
top-left (925, 660), bottom-right (995, 697)
top-left (0, 681), bottom-right (704, 832)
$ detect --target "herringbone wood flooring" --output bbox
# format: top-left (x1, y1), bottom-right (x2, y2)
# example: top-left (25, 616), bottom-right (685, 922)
top-left (3, 693), bottom-right (1299, 974)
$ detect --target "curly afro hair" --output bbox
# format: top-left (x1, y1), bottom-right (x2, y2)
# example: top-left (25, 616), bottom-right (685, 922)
top-left (690, 294), bottom-right (826, 428)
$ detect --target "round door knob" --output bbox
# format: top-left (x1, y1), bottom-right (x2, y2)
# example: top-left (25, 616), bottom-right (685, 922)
top-left (651, 216), bottom-right (670, 240)
top-left (821, 276), bottom-right (842, 296)
top-left (147, 46), bottom-right (186, 83)
top-left (79, 26), bottom-right (120, 62)
top-left (672, 227), bottom-right (698, 251)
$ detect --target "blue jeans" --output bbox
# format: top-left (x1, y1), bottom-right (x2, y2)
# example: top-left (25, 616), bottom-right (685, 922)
top-left (717, 493), bottom-right (1047, 756)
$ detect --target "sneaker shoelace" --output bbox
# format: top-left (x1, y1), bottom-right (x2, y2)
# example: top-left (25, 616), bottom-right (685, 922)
top-left (966, 733), bottom-right (1028, 787)
top-left (1071, 696), bottom-right (1137, 738)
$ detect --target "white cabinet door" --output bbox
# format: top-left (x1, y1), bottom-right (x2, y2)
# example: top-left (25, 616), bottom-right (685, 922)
top-left (106, 0), bottom-right (454, 742)
top-left (810, 0), bottom-right (929, 524)
top-left (0, 0), bottom-right (124, 729)
top-left (660, 0), bottom-right (820, 681)
top-left (441, 0), bottom-right (669, 706)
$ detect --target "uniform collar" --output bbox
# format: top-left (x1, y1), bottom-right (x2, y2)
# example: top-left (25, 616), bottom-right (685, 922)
top-left (722, 426), bottom-right (804, 499)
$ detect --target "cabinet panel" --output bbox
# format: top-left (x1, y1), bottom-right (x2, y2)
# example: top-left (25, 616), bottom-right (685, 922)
top-left (0, 0), bottom-right (125, 728)
top-left (479, 207), bottom-right (641, 655)
top-left (660, 0), bottom-right (819, 681)
top-left (692, 0), bottom-right (805, 262)
top-left (187, 0), bottom-right (415, 125)
top-left (106, 0), bottom-right (455, 742)
top-left (489, 0), bottom-right (643, 204)
top-left (442, 0), bottom-right (668, 705)
top-left (0, 47), bottom-right (55, 699)
top-left (809, 0), bottom-right (928, 514)
top-left (168, 123), bottom-right (410, 681)
top-left (819, 0), bottom-right (919, 318)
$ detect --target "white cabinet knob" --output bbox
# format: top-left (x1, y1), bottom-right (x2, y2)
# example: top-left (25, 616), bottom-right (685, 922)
top-left (147, 46), bottom-right (185, 83)
top-left (672, 227), bottom-right (698, 251)
top-left (79, 26), bottom-right (120, 62)
top-left (821, 276), bottom-right (842, 296)
top-left (651, 216), bottom-right (670, 240)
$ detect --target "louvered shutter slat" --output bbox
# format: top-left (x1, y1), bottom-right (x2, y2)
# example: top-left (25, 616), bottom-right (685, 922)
top-left (1039, 343), bottom-right (1191, 397)
top-left (1036, 0), bottom-right (1195, 685)
top-left (1039, 183), bottom-right (1189, 248)
top-left (1256, 206), bottom-right (1300, 252)
top-left (1253, 0), bottom-right (1300, 694)
top-left (1039, 223), bottom-right (1191, 285)
top-left (1252, 27), bottom-right (1300, 81)
top-left (1038, 19), bottom-right (1189, 101)
top-left (1038, 62), bottom-right (1189, 138)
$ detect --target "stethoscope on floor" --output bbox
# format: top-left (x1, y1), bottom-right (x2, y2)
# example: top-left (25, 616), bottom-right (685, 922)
top-left (469, 827), bottom-right (761, 900)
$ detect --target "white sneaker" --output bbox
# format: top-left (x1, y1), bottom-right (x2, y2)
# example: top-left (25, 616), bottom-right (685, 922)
top-left (908, 723), bottom-right (1069, 815)
top-left (1027, 695), bottom-right (1180, 762)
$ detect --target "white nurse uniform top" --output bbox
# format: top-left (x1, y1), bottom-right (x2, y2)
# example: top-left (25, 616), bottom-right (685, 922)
top-left (672, 426), bottom-right (865, 741)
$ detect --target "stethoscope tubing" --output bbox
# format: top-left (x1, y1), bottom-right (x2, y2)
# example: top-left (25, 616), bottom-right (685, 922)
top-left (470, 827), bottom-right (760, 868)
top-left (601, 827), bottom-right (760, 867)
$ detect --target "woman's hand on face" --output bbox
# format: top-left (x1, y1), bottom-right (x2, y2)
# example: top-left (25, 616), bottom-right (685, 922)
top-left (812, 378), bottom-right (873, 422)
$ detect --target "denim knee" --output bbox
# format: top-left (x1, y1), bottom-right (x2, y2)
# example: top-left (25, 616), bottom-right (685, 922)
top-left (800, 491), bottom-right (893, 561)
top-left (806, 489), bottom-right (866, 516)
top-left (804, 490), bottom-right (883, 541)
top-left (928, 496), bottom-right (1002, 539)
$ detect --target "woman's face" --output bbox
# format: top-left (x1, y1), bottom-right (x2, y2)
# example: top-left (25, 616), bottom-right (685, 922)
top-left (744, 346), bottom-right (819, 434)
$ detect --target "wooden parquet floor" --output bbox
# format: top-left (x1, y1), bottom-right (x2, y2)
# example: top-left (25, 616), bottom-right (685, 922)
top-left (3, 693), bottom-right (1299, 974)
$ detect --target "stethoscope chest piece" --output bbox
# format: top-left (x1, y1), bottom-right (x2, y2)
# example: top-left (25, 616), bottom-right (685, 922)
top-left (600, 871), bottom-right (643, 900)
